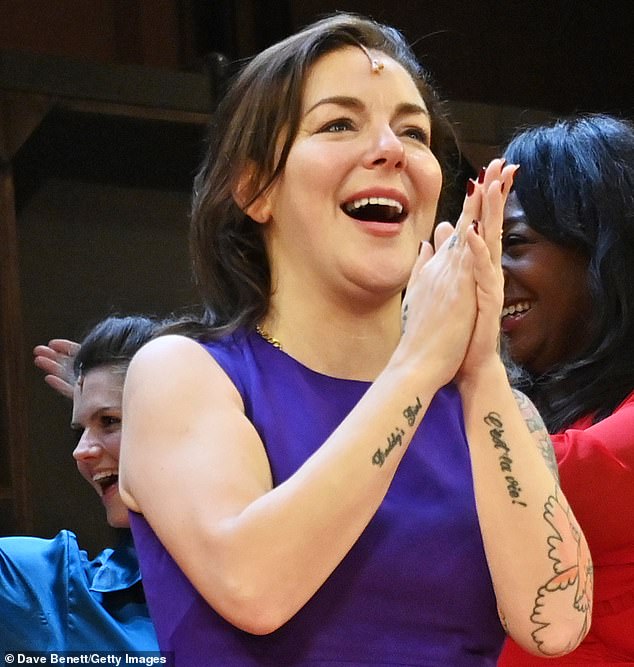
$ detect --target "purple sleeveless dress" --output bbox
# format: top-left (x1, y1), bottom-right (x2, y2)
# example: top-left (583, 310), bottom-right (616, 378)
top-left (129, 330), bottom-right (505, 665)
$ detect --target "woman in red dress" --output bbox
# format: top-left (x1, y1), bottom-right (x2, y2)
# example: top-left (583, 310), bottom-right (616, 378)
top-left (498, 114), bottom-right (634, 664)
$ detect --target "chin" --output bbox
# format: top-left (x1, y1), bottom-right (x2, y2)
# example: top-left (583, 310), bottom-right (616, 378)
top-left (106, 503), bottom-right (131, 529)
top-left (503, 337), bottom-right (532, 370)
top-left (107, 515), bottom-right (131, 529)
top-left (364, 267), bottom-right (410, 295)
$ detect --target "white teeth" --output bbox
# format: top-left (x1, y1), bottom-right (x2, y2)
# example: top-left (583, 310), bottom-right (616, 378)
top-left (501, 301), bottom-right (531, 318)
top-left (93, 471), bottom-right (118, 482)
top-left (345, 197), bottom-right (403, 213)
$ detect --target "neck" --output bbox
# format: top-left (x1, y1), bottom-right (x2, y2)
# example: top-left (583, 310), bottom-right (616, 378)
top-left (260, 295), bottom-right (402, 381)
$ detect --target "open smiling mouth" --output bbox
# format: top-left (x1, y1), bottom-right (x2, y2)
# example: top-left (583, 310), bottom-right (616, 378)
top-left (93, 471), bottom-right (119, 496)
top-left (501, 301), bottom-right (532, 333)
top-left (343, 197), bottom-right (407, 223)
top-left (501, 301), bottom-right (531, 320)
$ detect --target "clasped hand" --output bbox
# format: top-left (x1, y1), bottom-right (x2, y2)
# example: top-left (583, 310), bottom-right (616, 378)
top-left (400, 158), bottom-right (516, 386)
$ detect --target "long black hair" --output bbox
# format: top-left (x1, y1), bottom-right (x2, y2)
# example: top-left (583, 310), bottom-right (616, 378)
top-left (503, 114), bottom-right (634, 432)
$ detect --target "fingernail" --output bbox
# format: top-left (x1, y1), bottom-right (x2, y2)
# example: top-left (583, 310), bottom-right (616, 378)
top-left (511, 164), bottom-right (520, 181)
top-left (467, 179), bottom-right (476, 196)
top-left (478, 167), bottom-right (486, 184)
top-left (472, 219), bottom-right (479, 235)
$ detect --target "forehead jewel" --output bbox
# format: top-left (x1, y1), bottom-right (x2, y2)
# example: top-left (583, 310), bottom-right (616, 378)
top-left (358, 44), bottom-right (385, 74)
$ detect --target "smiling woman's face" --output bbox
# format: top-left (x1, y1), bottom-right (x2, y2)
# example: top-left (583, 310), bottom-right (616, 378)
top-left (501, 192), bottom-right (593, 376)
top-left (71, 365), bottom-right (128, 528)
top-left (256, 46), bottom-right (443, 300)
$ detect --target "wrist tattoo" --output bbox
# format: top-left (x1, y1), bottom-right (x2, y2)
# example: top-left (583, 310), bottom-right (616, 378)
top-left (372, 396), bottom-right (422, 467)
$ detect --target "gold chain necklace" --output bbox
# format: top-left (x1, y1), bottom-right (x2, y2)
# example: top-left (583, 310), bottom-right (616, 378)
top-left (255, 324), bottom-right (283, 350)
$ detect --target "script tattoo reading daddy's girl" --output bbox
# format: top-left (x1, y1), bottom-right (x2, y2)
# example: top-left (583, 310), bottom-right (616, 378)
top-left (372, 397), bottom-right (422, 467)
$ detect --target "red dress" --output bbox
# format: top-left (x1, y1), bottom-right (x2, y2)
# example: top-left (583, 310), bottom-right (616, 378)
top-left (498, 391), bottom-right (634, 664)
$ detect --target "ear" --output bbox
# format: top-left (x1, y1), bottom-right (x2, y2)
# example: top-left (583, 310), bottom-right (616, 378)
top-left (246, 192), bottom-right (273, 224)
top-left (233, 162), bottom-right (273, 224)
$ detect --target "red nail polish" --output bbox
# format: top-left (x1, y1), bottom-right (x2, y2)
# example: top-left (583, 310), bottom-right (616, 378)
top-left (472, 220), bottom-right (479, 235)
top-left (478, 167), bottom-right (486, 184)
top-left (467, 179), bottom-right (475, 196)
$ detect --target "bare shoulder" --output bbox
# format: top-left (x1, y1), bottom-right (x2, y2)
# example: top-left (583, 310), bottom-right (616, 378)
top-left (512, 389), bottom-right (559, 482)
top-left (128, 333), bottom-right (208, 369)
top-left (124, 334), bottom-right (242, 410)
top-left (120, 334), bottom-right (260, 511)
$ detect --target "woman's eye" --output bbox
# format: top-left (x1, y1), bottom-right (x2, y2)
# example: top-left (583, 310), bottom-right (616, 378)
top-left (320, 119), bottom-right (354, 133)
top-left (502, 234), bottom-right (527, 247)
top-left (402, 127), bottom-right (429, 144)
top-left (502, 234), bottom-right (532, 257)
top-left (101, 416), bottom-right (122, 429)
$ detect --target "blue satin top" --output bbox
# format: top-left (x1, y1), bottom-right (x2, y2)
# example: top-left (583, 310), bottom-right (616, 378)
top-left (0, 529), bottom-right (157, 651)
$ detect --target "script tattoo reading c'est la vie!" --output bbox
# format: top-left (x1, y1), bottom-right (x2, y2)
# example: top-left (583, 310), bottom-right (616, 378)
top-left (372, 396), bottom-right (422, 467)
top-left (484, 411), bottom-right (527, 507)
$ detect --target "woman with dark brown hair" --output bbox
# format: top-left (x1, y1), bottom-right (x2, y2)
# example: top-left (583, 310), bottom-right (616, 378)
top-left (119, 13), bottom-right (591, 664)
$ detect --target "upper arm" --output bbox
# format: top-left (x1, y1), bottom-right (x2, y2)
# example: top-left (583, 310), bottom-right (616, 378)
top-left (511, 389), bottom-right (559, 482)
top-left (119, 335), bottom-right (273, 571)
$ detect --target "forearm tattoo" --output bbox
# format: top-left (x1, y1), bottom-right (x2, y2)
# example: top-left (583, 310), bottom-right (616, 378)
top-left (531, 488), bottom-right (593, 655)
top-left (500, 489), bottom-right (593, 652)
top-left (512, 389), bottom-right (560, 482)
top-left (484, 411), bottom-right (527, 507)
top-left (372, 396), bottom-right (422, 467)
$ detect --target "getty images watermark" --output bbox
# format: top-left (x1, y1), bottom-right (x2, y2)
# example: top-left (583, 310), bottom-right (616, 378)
top-left (3, 654), bottom-right (172, 666)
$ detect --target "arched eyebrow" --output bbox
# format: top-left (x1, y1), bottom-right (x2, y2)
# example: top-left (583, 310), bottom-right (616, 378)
top-left (395, 102), bottom-right (430, 119)
top-left (304, 96), bottom-right (429, 119)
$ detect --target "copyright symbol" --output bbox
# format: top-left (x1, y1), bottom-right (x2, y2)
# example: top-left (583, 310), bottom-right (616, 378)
top-left (5, 655), bottom-right (15, 664)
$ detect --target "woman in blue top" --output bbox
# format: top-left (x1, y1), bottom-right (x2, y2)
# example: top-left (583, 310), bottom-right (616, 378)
top-left (120, 13), bottom-right (592, 665)
top-left (0, 316), bottom-right (158, 651)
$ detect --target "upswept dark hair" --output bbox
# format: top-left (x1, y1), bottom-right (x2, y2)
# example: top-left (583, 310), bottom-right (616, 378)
top-left (74, 315), bottom-right (158, 378)
top-left (190, 12), bottom-right (458, 338)
top-left (503, 113), bottom-right (634, 432)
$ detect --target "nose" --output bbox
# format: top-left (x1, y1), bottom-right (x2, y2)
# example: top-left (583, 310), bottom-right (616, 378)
top-left (73, 429), bottom-right (102, 462)
top-left (364, 124), bottom-right (406, 171)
